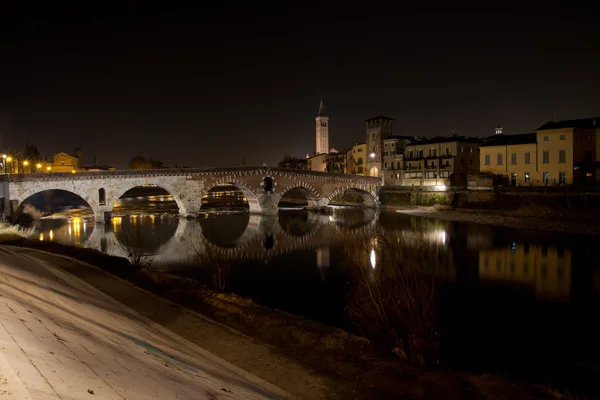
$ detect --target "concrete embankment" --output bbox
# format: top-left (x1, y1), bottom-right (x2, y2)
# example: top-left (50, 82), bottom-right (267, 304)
top-left (0, 246), bottom-right (294, 400)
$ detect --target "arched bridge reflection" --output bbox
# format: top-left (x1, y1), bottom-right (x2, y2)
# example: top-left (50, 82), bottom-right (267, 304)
top-left (83, 211), bottom-right (379, 265)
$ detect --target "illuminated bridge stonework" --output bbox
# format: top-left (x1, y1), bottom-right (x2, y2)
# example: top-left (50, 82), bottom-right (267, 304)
top-left (1, 167), bottom-right (381, 223)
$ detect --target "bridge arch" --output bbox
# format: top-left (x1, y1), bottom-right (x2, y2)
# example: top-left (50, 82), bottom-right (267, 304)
top-left (327, 186), bottom-right (378, 207)
top-left (203, 181), bottom-right (261, 213)
top-left (12, 184), bottom-right (101, 222)
top-left (109, 181), bottom-right (190, 217)
top-left (277, 184), bottom-right (320, 209)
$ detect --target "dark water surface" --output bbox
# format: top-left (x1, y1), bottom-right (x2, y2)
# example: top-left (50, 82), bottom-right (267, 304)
top-left (29, 195), bottom-right (600, 394)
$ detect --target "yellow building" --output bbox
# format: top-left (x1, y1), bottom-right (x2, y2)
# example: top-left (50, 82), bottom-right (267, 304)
top-left (482, 118), bottom-right (599, 186)
top-left (352, 142), bottom-right (366, 175)
top-left (479, 133), bottom-right (538, 186)
top-left (52, 150), bottom-right (82, 173)
top-left (306, 153), bottom-right (329, 172)
top-left (536, 118), bottom-right (597, 185)
top-left (478, 243), bottom-right (571, 301)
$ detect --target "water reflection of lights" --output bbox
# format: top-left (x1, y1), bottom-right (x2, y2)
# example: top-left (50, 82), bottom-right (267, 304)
top-left (39, 233), bottom-right (44, 241)
top-left (49, 230), bottom-right (54, 240)
top-left (328, 215), bottom-right (336, 223)
top-left (112, 216), bottom-right (122, 230)
top-left (370, 248), bottom-right (376, 269)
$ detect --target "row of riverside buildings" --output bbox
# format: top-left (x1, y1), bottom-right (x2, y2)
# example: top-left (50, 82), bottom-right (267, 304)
top-left (278, 101), bottom-right (599, 188)
top-left (1, 149), bottom-right (114, 174)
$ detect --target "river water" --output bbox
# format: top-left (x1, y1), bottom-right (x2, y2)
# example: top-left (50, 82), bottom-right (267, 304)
top-left (26, 194), bottom-right (600, 394)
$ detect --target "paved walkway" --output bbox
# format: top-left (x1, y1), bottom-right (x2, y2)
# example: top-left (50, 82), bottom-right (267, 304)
top-left (0, 246), bottom-right (292, 399)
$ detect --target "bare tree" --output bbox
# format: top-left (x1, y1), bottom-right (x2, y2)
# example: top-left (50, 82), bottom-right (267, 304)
top-left (193, 237), bottom-right (231, 292)
top-left (336, 228), bottom-right (443, 368)
top-left (115, 225), bottom-right (151, 267)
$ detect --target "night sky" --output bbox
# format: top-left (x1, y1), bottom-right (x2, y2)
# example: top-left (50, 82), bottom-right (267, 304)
top-left (0, 2), bottom-right (599, 169)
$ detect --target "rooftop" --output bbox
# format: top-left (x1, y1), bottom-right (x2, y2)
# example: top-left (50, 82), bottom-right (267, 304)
top-left (479, 133), bottom-right (537, 147)
top-left (384, 135), bottom-right (414, 141)
top-left (407, 135), bottom-right (483, 145)
top-left (365, 115), bottom-right (395, 122)
top-left (536, 117), bottom-right (600, 131)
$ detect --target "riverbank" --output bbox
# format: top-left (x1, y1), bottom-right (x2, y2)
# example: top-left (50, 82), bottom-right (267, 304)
top-left (385, 205), bottom-right (600, 235)
top-left (0, 237), bottom-right (564, 400)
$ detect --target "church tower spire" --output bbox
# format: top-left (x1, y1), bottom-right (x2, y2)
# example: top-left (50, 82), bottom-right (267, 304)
top-left (315, 99), bottom-right (329, 154)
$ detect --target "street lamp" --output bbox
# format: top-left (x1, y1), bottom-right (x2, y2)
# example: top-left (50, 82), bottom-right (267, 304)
top-left (23, 160), bottom-right (29, 173)
top-left (46, 166), bottom-right (52, 172)
top-left (369, 152), bottom-right (376, 159)
top-left (6, 156), bottom-right (12, 174)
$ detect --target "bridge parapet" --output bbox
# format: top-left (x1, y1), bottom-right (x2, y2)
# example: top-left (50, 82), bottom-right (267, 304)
top-left (3, 167), bottom-right (381, 184)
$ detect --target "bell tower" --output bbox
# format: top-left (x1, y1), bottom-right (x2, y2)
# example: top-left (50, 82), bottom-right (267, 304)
top-left (315, 99), bottom-right (329, 155)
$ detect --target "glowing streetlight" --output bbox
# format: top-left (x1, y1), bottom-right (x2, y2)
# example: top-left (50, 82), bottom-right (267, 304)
top-left (71, 169), bottom-right (76, 174)
top-left (369, 152), bottom-right (375, 159)
top-left (46, 166), bottom-right (52, 172)
top-left (6, 156), bottom-right (12, 162)
top-left (23, 160), bottom-right (29, 166)
top-left (36, 163), bottom-right (42, 169)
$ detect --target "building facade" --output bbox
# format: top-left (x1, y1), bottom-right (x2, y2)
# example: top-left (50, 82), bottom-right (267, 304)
top-left (306, 153), bottom-right (329, 172)
top-left (345, 148), bottom-right (355, 174)
top-left (315, 99), bottom-right (329, 155)
top-left (365, 116), bottom-right (394, 178)
top-left (401, 136), bottom-right (482, 187)
top-left (480, 118), bottom-right (599, 186)
top-left (326, 151), bottom-right (347, 173)
top-left (52, 150), bottom-right (82, 173)
top-left (535, 118), bottom-right (598, 185)
top-left (479, 133), bottom-right (538, 186)
top-left (382, 135), bottom-right (412, 185)
top-left (352, 142), bottom-right (366, 176)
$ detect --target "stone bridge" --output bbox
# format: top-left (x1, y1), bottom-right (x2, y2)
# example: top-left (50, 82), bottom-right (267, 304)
top-left (1, 167), bottom-right (381, 222)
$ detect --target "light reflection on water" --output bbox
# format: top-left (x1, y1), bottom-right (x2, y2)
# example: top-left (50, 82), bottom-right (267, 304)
top-left (28, 200), bottom-right (599, 305)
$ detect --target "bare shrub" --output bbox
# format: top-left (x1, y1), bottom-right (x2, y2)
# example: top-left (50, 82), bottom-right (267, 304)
top-left (193, 237), bottom-right (231, 292)
top-left (337, 228), bottom-right (443, 368)
top-left (22, 203), bottom-right (46, 219)
top-left (115, 225), bottom-right (151, 267)
top-left (0, 220), bottom-right (35, 241)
